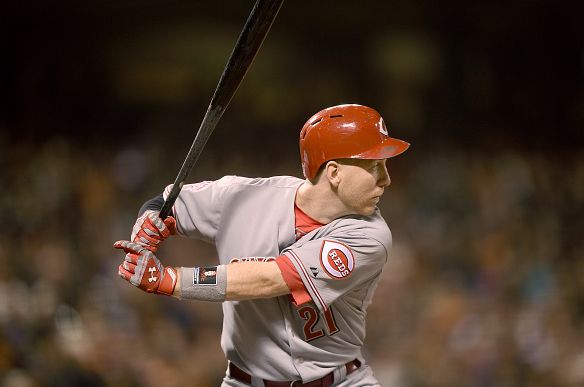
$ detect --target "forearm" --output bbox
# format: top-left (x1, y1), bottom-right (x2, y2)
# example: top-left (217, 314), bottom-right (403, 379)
top-left (173, 261), bottom-right (290, 301)
top-left (226, 261), bottom-right (290, 300)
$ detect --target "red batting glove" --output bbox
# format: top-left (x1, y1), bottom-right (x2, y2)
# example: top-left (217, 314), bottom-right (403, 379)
top-left (114, 240), bottom-right (177, 296)
top-left (130, 210), bottom-right (177, 252)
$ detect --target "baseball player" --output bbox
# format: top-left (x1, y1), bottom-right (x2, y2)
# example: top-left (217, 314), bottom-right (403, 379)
top-left (115, 104), bottom-right (410, 386)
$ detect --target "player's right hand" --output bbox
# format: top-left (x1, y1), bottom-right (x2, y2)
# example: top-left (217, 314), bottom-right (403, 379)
top-left (115, 240), bottom-right (177, 296)
top-left (130, 210), bottom-right (177, 252)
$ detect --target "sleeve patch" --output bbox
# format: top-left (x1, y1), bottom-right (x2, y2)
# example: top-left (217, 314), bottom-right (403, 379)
top-left (320, 240), bottom-right (354, 279)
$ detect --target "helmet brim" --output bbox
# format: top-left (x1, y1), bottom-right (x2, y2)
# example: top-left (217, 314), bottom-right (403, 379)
top-left (353, 137), bottom-right (410, 160)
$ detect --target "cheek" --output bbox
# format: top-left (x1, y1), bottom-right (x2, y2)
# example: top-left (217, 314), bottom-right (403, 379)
top-left (338, 170), bottom-right (378, 201)
top-left (359, 174), bottom-right (378, 190)
top-left (339, 181), bottom-right (361, 202)
top-left (342, 177), bottom-right (373, 200)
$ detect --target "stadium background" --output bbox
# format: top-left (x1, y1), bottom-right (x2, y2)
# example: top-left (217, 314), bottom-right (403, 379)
top-left (1, 1), bottom-right (582, 386)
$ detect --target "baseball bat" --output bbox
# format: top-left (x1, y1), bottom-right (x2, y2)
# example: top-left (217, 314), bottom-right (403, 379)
top-left (159, 0), bottom-right (285, 218)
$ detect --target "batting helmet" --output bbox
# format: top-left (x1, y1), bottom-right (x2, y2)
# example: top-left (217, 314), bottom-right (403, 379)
top-left (299, 104), bottom-right (410, 180)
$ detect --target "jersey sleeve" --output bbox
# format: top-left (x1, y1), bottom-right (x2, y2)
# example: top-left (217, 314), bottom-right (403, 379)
top-left (163, 177), bottom-right (233, 242)
top-left (282, 233), bottom-right (389, 313)
top-left (275, 255), bottom-right (312, 306)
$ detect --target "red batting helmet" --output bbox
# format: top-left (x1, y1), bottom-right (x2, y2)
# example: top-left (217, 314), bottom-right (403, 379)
top-left (299, 104), bottom-right (410, 180)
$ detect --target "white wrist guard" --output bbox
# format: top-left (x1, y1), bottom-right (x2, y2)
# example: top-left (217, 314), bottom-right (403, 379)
top-left (179, 265), bottom-right (227, 302)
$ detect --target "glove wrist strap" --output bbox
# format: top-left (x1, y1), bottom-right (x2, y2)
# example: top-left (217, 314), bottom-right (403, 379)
top-left (156, 267), bottom-right (178, 296)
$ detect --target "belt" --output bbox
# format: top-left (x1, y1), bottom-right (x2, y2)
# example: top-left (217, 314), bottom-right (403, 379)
top-left (228, 359), bottom-right (361, 387)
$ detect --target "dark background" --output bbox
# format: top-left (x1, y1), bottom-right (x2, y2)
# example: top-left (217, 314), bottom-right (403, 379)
top-left (0, 1), bottom-right (583, 386)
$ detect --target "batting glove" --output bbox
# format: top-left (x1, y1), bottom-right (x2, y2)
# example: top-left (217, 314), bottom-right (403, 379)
top-left (130, 210), bottom-right (177, 252)
top-left (114, 240), bottom-right (178, 296)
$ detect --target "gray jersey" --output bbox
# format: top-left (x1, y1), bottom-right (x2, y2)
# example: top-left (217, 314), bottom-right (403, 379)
top-left (164, 175), bottom-right (391, 382)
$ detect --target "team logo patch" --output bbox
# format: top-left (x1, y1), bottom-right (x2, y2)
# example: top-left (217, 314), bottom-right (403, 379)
top-left (193, 266), bottom-right (218, 285)
top-left (320, 240), bottom-right (354, 279)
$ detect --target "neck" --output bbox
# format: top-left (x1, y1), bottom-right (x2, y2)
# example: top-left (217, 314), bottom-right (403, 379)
top-left (295, 180), bottom-right (350, 224)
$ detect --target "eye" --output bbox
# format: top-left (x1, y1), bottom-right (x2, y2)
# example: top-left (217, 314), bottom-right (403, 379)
top-left (368, 160), bottom-right (387, 173)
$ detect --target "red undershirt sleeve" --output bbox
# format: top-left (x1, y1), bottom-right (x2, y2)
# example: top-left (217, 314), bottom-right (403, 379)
top-left (275, 255), bottom-right (312, 306)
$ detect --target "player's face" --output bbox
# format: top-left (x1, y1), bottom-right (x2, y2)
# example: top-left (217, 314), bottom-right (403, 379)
top-left (336, 159), bottom-right (391, 216)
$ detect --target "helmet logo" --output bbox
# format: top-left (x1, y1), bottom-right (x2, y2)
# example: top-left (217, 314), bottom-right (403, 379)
top-left (378, 118), bottom-right (389, 136)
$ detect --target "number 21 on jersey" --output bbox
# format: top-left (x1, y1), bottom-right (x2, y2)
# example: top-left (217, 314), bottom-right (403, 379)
top-left (297, 305), bottom-right (340, 341)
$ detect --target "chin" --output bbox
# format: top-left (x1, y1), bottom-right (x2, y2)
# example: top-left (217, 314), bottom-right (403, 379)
top-left (360, 206), bottom-right (376, 216)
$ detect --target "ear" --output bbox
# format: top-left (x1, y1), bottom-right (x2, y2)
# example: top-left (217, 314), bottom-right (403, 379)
top-left (325, 161), bottom-right (341, 188)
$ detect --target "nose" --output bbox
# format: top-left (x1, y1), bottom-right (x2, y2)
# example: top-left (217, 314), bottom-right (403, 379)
top-left (378, 162), bottom-right (391, 187)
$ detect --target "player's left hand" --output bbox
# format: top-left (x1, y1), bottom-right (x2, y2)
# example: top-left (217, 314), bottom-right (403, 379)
top-left (114, 240), bottom-right (177, 296)
top-left (130, 210), bottom-right (177, 252)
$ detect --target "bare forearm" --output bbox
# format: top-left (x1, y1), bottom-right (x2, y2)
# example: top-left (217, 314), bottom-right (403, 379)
top-left (226, 261), bottom-right (290, 300)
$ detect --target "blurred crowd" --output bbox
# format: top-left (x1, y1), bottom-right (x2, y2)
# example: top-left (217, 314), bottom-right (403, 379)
top-left (1, 136), bottom-right (582, 387)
